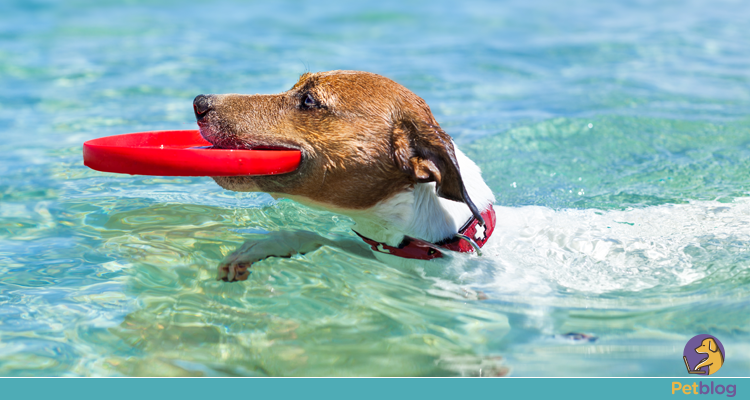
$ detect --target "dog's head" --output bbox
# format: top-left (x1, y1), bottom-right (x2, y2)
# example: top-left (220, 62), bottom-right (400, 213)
top-left (695, 338), bottom-right (719, 354)
top-left (194, 70), bottom-right (483, 222)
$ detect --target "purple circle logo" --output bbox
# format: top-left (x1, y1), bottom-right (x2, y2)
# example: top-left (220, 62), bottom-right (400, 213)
top-left (683, 334), bottom-right (725, 376)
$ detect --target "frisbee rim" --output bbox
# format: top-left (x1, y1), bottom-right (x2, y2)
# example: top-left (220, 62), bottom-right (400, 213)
top-left (82, 130), bottom-right (302, 177)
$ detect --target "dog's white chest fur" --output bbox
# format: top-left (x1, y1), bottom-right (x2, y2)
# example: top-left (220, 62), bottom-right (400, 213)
top-left (344, 146), bottom-right (495, 246)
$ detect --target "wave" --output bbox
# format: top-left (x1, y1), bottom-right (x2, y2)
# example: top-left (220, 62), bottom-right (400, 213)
top-left (472, 198), bottom-right (750, 298)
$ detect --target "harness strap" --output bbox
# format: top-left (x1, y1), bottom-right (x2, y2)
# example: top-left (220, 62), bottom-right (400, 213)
top-left (354, 205), bottom-right (496, 260)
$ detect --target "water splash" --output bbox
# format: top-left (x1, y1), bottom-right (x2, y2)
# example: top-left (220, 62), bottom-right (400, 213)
top-left (480, 199), bottom-right (750, 300)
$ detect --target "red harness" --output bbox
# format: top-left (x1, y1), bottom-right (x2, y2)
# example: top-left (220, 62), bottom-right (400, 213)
top-left (354, 206), bottom-right (496, 260)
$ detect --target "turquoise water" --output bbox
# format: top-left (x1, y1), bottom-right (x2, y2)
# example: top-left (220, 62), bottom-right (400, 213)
top-left (2, 0), bottom-right (750, 376)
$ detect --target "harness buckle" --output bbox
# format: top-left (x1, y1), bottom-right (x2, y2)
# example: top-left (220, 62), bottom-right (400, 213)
top-left (454, 233), bottom-right (482, 256)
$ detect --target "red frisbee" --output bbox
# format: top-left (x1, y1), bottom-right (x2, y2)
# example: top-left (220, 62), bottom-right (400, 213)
top-left (83, 130), bottom-right (301, 176)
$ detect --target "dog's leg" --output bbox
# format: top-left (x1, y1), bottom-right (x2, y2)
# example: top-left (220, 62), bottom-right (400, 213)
top-left (694, 358), bottom-right (711, 371)
top-left (218, 230), bottom-right (374, 282)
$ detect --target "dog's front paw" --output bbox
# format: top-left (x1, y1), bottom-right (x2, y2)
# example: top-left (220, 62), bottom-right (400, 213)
top-left (216, 235), bottom-right (302, 283)
top-left (217, 261), bottom-right (252, 282)
top-left (215, 231), bottom-right (342, 283)
top-left (217, 240), bottom-right (273, 282)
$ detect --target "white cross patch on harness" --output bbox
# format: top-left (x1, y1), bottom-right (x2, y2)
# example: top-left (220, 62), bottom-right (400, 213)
top-left (474, 224), bottom-right (486, 241)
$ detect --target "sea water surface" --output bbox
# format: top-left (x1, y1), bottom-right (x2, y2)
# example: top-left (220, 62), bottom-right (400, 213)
top-left (1, 0), bottom-right (750, 376)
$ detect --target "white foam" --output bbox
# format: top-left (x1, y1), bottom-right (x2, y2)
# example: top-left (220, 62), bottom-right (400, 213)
top-left (472, 198), bottom-right (750, 297)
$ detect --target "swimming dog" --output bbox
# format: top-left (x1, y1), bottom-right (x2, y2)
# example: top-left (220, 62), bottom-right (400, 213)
top-left (694, 337), bottom-right (724, 375)
top-left (193, 70), bottom-right (495, 281)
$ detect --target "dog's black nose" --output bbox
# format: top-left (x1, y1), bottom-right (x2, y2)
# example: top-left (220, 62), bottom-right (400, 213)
top-left (193, 94), bottom-right (212, 120)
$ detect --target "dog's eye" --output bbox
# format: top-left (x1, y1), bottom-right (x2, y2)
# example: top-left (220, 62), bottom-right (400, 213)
top-left (302, 93), bottom-right (317, 108)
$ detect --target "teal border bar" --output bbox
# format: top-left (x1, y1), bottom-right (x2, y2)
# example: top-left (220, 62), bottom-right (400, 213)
top-left (3, 377), bottom-right (747, 400)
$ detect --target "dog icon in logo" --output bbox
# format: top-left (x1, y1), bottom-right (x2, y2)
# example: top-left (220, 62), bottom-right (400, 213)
top-left (683, 334), bottom-right (725, 376)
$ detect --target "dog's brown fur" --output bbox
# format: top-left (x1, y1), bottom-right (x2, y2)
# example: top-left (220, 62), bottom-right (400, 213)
top-left (694, 338), bottom-right (724, 374)
top-left (197, 70), bottom-right (482, 220)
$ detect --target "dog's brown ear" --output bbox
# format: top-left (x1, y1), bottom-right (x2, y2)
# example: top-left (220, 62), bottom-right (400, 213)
top-left (708, 338), bottom-right (716, 352)
top-left (391, 113), bottom-right (484, 225)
